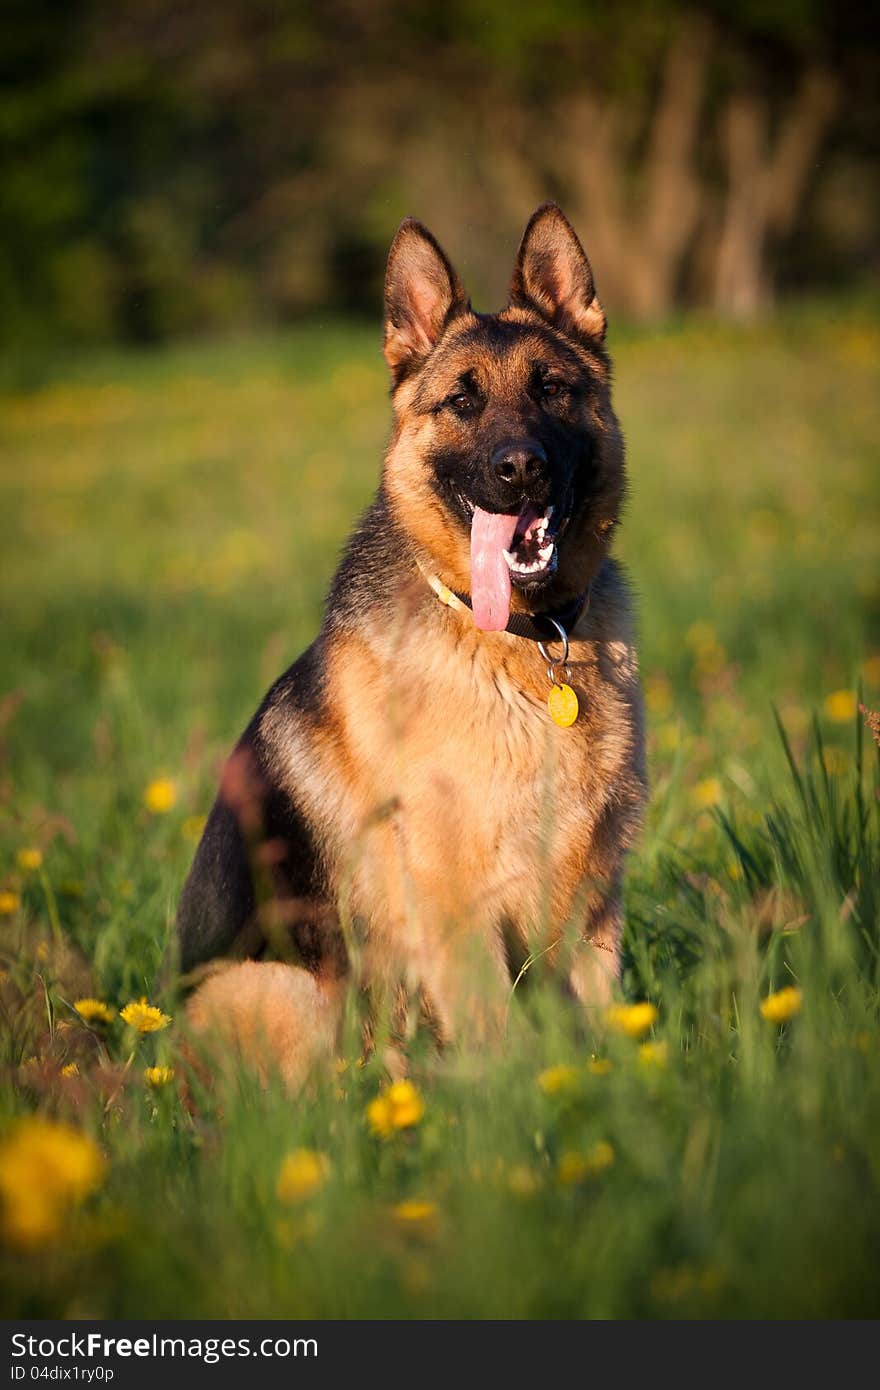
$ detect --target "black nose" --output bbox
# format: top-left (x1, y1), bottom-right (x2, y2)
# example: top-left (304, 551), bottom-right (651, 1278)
top-left (490, 440), bottom-right (548, 491)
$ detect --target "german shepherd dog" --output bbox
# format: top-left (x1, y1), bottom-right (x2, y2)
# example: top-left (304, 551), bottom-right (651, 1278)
top-left (178, 204), bottom-right (646, 1090)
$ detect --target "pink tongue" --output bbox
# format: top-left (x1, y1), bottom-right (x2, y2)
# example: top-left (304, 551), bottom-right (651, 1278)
top-left (469, 507), bottom-right (521, 632)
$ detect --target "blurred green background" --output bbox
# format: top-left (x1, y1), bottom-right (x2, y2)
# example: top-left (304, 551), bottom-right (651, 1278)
top-left (1, 0), bottom-right (878, 364)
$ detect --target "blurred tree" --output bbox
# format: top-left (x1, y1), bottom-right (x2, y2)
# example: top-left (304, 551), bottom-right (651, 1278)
top-left (712, 67), bottom-right (838, 316)
top-left (0, 0), bottom-right (876, 350)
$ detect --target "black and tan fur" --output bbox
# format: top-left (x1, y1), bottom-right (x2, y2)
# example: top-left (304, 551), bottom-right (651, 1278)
top-left (178, 205), bottom-right (647, 1085)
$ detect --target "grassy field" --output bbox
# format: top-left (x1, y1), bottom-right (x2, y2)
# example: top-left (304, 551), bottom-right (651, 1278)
top-left (0, 301), bottom-right (878, 1318)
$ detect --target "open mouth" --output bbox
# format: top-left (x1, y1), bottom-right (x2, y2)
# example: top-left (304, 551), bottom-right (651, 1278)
top-left (458, 493), bottom-right (571, 632)
top-left (502, 502), bottom-right (559, 582)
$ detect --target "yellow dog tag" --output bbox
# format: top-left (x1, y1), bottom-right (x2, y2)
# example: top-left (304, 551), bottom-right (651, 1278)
top-left (548, 682), bottom-right (579, 727)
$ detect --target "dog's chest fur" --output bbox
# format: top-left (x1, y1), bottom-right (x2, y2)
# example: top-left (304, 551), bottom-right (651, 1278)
top-left (262, 563), bottom-right (642, 943)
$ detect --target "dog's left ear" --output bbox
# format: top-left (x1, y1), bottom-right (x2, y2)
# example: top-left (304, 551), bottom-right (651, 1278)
top-left (383, 218), bottom-right (469, 381)
top-left (510, 203), bottom-right (606, 343)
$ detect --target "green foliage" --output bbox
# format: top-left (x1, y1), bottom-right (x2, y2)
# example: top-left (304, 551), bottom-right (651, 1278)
top-left (0, 304), bottom-right (878, 1316)
top-left (0, 1), bottom-right (876, 349)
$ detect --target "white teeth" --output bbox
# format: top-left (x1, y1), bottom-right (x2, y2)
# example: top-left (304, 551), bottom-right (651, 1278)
top-left (502, 540), bottom-right (557, 576)
top-left (503, 505), bottom-right (557, 576)
top-left (525, 513), bottom-right (551, 545)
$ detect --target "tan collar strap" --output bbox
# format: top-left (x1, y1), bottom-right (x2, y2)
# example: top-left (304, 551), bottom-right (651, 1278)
top-left (417, 562), bottom-right (589, 643)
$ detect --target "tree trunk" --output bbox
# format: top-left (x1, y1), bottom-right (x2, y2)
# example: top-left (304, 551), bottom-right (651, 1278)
top-left (713, 69), bottom-right (838, 318)
top-left (545, 18), bottom-right (711, 320)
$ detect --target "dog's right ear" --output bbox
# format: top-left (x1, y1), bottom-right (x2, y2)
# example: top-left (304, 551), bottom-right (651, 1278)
top-left (383, 218), bottom-right (469, 382)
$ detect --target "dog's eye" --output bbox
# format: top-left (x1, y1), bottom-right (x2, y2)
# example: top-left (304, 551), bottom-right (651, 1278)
top-left (447, 393), bottom-right (472, 414)
top-left (542, 381), bottom-right (566, 399)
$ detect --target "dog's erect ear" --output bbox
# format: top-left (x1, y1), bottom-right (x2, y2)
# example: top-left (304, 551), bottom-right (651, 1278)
top-left (510, 203), bottom-right (606, 343)
top-left (383, 218), bottom-right (469, 381)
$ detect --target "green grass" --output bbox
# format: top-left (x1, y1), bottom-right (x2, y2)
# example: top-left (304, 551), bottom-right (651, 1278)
top-left (1, 300), bottom-right (879, 1318)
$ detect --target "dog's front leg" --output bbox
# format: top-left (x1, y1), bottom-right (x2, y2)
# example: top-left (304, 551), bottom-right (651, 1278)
top-left (362, 913), bottom-right (511, 1052)
top-left (566, 883), bottom-right (622, 1019)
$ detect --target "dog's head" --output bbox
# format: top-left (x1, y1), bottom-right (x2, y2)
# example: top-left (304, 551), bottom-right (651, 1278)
top-left (381, 204), bottom-right (625, 631)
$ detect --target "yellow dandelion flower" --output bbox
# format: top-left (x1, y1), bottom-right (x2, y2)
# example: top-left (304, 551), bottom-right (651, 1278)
top-left (367, 1080), bottom-right (425, 1138)
top-left (181, 814), bottom-right (207, 842)
top-left (143, 778), bottom-right (177, 814)
top-left (638, 1041), bottom-right (668, 1068)
top-left (119, 997), bottom-right (172, 1033)
top-left (685, 621), bottom-right (716, 648)
top-left (656, 722), bottom-right (682, 753)
top-left (692, 777), bottom-right (723, 809)
top-left (73, 998), bottom-right (116, 1026)
top-left (588, 1056), bottom-right (613, 1076)
top-left (557, 1152), bottom-right (588, 1185)
top-left (144, 1066), bottom-right (175, 1088)
top-left (558, 1141), bottom-right (615, 1186)
top-left (644, 674), bottom-right (673, 716)
top-left (35, 942), bottom-right (49, 962)
top-left (276, 1149), bottom-right (330, 1203)
top-left (60, 1063), bottom-right (80, 1078)
top-left (694, 639), bottom-right (726, 678)
top-left (537, 1064), bottom-right (581, 1097)
top-left (0, 1117), bottom-right (106, 1249)
top-left (0, 892), bottom-right (21, 916)
top-left (507, 1165), bottom-right (542, 1197)
top-left (760, 986), bottom-right (803, 1024)
top-left (16, 848), bottom-right (43, 872)
top-left (3, 1189), bottom-right (66, 1247)
top-left (590, 1140), bottom-right (616, 1171)
top-left (392, 1200), bottom-right (438, 1232)
top-left (606, 1001), bottom-right (658, 1039)
top-left (366, 1095), bottom-right (394, 1138)
top-left (823, 689), bottom-right (857, 724)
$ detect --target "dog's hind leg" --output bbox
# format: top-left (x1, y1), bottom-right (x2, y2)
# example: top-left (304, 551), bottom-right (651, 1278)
top-left (184, 960), bottom-right (344, 1095)
top-left (176, 794), bottom-right (258, 975)
top-left (176, 736), bottom-right (334, 977)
